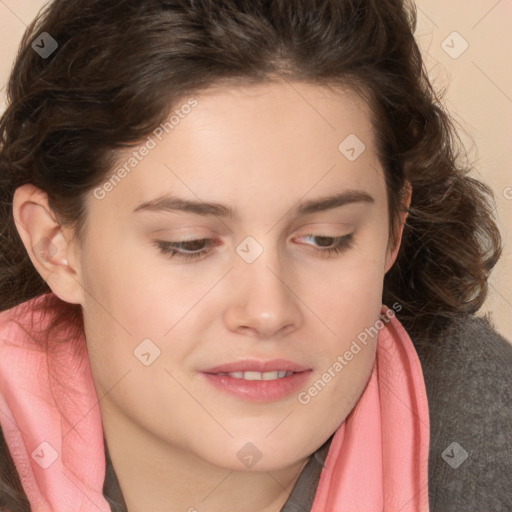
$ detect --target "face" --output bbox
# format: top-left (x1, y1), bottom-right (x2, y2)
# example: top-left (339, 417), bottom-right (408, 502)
top-left (70, 81), bottom-right (401, 471)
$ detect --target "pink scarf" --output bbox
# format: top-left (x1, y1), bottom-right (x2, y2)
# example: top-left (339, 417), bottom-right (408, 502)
top-left (0, 293), bottom-right (429, 511)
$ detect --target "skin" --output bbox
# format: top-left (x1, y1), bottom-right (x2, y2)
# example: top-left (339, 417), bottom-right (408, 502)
top-left (13, 80), bottom-right (411, 512)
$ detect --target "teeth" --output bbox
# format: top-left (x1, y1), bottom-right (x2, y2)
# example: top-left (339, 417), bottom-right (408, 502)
top-left (219, 370), bottom-right (294, 380)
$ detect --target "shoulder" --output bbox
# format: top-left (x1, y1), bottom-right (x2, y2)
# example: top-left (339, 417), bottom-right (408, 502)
top-left (415, 314), bottom-right (512, 408)
top-left (413, 314), bottom-right (512, 512)
top-left (416, 313), bottom-right (512, 398)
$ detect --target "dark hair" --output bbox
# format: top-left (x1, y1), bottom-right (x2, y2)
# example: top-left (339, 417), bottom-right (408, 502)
top-left (0, 0), bottom-right (502, 510)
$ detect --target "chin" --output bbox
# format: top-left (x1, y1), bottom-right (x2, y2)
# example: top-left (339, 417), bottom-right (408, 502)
top-left (196, 437), bottom-right (310, 473)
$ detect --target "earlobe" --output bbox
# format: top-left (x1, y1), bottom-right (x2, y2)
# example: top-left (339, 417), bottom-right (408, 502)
top-left (384, 181), bottom-right (412, 273)
top-left (12, 184), bottom-right (84, 305)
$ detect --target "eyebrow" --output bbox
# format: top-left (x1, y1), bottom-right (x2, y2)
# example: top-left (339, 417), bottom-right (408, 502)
top-left (132, 189), bottom-right (374, 218)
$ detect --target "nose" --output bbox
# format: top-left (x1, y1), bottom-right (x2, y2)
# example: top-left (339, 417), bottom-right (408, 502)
top-left (223, 248), bottom-right (303, 339)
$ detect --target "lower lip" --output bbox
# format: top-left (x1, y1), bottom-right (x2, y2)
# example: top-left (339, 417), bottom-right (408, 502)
top-left (200, 370), bottom-right (313, 402)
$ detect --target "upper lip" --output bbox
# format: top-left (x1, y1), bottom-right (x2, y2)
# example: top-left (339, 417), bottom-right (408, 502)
top-left (202, 359), bottom-right (311, 374)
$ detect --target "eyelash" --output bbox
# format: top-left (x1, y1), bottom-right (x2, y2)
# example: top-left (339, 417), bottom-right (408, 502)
top-left (154, 233), bottom-right (354, 261)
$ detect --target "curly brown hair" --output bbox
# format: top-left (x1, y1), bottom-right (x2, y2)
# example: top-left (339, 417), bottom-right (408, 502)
top-left (0, 0), bottom-right (502, 510)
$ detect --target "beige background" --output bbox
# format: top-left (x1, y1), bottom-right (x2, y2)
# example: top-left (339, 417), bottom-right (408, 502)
top-left (1, 1), bottom-right (510, 340)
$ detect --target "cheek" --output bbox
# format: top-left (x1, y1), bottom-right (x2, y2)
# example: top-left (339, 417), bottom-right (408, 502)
top-left (320, 260), bottom-right (383, 372)
top-left (304, 232), bottom-right (387, 395)
top-left (79, 229), bottom-right (176, 333)
top-left (311, 242), bottom-right (387, 334)
top-left (299, 261), bottom-right (384, 438)
top-left (79, 234), bottom-right (210, 388)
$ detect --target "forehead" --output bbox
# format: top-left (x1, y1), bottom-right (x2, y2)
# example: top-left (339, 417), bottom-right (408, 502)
top-left (88, 80), bottom-right (384, 219)
top-left (178, 80), bottom-right (375, 154)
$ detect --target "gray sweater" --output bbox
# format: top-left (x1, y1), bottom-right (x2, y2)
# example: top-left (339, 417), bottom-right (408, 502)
top-left (279, 314), bottom-right (512, 511)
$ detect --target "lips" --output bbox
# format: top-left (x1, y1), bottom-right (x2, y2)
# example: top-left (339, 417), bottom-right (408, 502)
top-left (217, 370), bottom-right (293, 380)
top-left (202, 358), bottom-right (310, 374)
top-left (201, 367), bottom-right (313, 402)
top-left (201, 359), bottom-right (313, 400)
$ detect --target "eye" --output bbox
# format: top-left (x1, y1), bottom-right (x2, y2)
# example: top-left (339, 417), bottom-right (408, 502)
top-left (154, 233), bottom-right (354, 262)
top-left (296, 233), bottom-right (354, 257)
top-left (154, 238), bottom-right (215, 261)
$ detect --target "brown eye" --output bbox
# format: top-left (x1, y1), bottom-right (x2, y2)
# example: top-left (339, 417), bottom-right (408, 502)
top-left (297, 233), bottom-right (354, 257)
top-left (154, 238), bottom-right (214, 260)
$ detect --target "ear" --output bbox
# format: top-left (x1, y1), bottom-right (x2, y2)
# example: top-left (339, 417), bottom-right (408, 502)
top-left (12, 184), bottom-right (84, 305)
top-left (384, 180), bottom-right (412, 274)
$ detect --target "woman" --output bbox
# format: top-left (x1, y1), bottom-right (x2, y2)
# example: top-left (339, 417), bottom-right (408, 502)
top-left (0, 1), bottom-right (510, 511)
